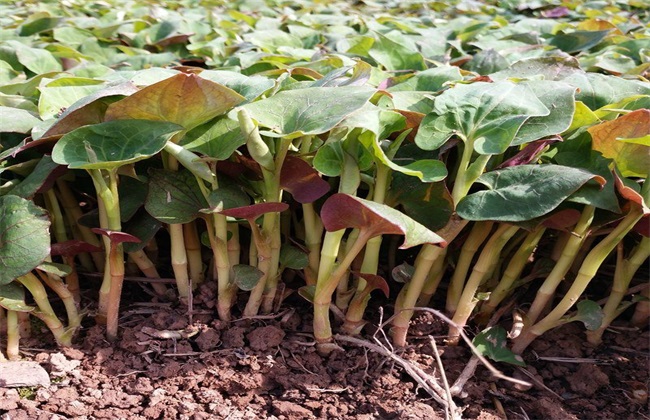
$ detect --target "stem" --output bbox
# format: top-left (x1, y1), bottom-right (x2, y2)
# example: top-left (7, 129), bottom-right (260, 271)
top-left (17, 311), bottom-right (30, 339)
top-left (446, 221), bottom-right (494, 315)
top-left (526, 206), bottom-right (595, 324)
top-left (631, 286), bottom-right (650, 328)
top-left (38, 271), bottom-right (81, 333)
top-left (335, 229), bottom-right (360, 310)
top-left (184, 221), bottom-right (205, 287)
top-left (6, 310), bottom-right (20, 360)
top-left (416, 248), bottom-right (448, 306)
top-left (56, 179), bottom-right (104, 271)
top-left (512, 207), bottom-right (644, 354)
top-left (17, 273), bottom-right (71, 346)
top-left (314, 231), bottom-right (373, 350)
top-left (228, 223), bottom-right (241, 266)
top-left (90, 170), bottom-right (112, 325)
top-left (391, 245), bottom-right (445, 346)
top-left (261, 137), bottom-right (292, 314)
top-left (303, 202), bottom-right (323, 286)
top-left (479, 226), bottom-right (546, 320)
top-left (102, 170), bottom-right (125, 342)
top-left (169, 223), bottom-right (190, 300)
top-left (128, 250), bottom-right (168, 296)
top-left (243, 223), bottom-right (272, 317)
top-left (448, 224), bottom-right (520, 344)
top-left (586, 236), bottom-right (650, 345)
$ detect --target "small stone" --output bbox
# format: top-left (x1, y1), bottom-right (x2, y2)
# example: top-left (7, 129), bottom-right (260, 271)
top-left (0, 361), bottom-right (50, 388)
top-left (49, 353), bottom-right (81, 377)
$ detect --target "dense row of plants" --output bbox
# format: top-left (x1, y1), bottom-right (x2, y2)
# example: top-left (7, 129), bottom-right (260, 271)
top-left (0, 0), bottom-right (648, 366)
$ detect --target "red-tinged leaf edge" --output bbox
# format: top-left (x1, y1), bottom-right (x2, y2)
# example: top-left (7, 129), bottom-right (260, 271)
top-left (91, 228), bottom-right (142, 244)
top-left (217, 202), bottom-right (289, 220)
top-left (51, 240), bottom-right (103, 256)
top-left (280, 155), bottom-right (330, 203)
top-left (614, 172), bottom-right (650, 215)
top-left (352, 272), bottom-right (390, 298)
top-left (320, 193), bottom-right (447, 249)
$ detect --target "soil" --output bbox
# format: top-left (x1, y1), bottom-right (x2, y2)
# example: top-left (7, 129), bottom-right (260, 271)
top-left (1, 281), bottom-right (648, 420)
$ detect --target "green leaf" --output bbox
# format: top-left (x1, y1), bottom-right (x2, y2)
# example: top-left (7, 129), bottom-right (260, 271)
top-left (0, 283), bottom-right (34, 312)
top-left (512, 81), bottom-right (576, 145)
top-left (7, 156), bottom-right (61, 200)
top-left (457, 165), bottom-right (604, 222)
top-left (181, 116), bottom-right (245, 160)
top-left (564, 73), bottom-right (650, 110)
top-left (203, 184), bottom-right (251, 213)
top-left (36, 261), bottom-right (72, 277)
top-left (415, 81), bottom-right (549, 154)
top-left (122, 211), bottom-right (162, 253)
top-left (280, 244), bottom-right (309, 270)
top-left (369, 32), bottom-right (426, 71)
top-left (549, 30), bottom-right (610, 53)
top-left (321, 193), bottom-right (446, 249)
top-left (0, 195), bottom-right (50, 286)
top-left (145, 169), bottom-right (208, 224)
top-left (473, 326), bottom-right (526, 366)
top-left (231, 264), bottom-right (263, 291)
top-left (199, 70), bottom-right (275, 102)
top-left (52, 120), bottom-right (183, 170)
top-left (236, 86), bottom-right (375, 138)
top-left (5, 40), bottom-right (62, 74)
top-left (38, 77), bottom-right (105, 120)
top-left (0, 107), bottom-right (40, 133)
top-left (567, 300), bottom-right (604, 331)
top-left (465, 49), bottom-right (509, 75)
top-left (490, 56), bottom-right (581, 81)
top-left (386, 66), bottom-right (462, 92)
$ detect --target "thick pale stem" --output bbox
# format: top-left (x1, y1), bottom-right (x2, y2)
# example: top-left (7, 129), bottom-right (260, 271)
top-left (335, 228), bottom-right (360, 309)
top-left (56, 179), bottom-right (104, 271)
top-left (63, 255), bottom-right (81, 304)
top-left (314, 231), bottom-right (373, 349)
top-left (244, 223), bottom-right (272, 317)
top-left (6, 310), bottom-right (20, 360)
top-left (169, 223), bottom-right (190, 300)
top-left (17, 273), bottom-right (71, 346)
top-left (391, 244), bottom-right (444, 346)
top-left (448, 224), bottom-right (520, 344)
top-left (128, 250), bottom-right (168, 296)
top-left (92, 171), bottom-right (112, 324)
top-left (184, 221), bottom-right (205, 286)
top-left (480, 226), bottom-right (546, 319)
top-left (227, 224), bottom-right (241, 266)
top-left (512, 208), bottom-right (644, 354)
top-left (40, 273), bottom-right (81, 332)
top-left (103, 171), bottom-right (125, 342)
top-left (303, 202), bottom-right (323, 286)
top-left (17, 311), bottom-right (30, 339)
top-left (446, 221), bottom-right (494, 315)
top-left (416, 248), bottom-right (448, 306)
top-left (586, 237), bottom-right (650, 345)
top-left (526, 206), bottom-right (595, 324)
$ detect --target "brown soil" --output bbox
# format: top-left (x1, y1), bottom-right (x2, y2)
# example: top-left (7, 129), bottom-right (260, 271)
top-left (1, 283), bottom-right (648, 420)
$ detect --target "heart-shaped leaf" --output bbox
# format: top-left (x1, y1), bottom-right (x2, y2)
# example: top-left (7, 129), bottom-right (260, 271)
top-left (415, 81), bottom-right (549, 154)
top-left (566, 300), bottom-right (604, 331)
top-left (457, 165), bottom-right (605, 222)
top-left (181, 116), bottom-right (245, 160)
top-left (236, 86), bottom-right (376, 138)
top-left (36, 261), bottom-right (72, 277)
top-left (122, 211), bottom-right (163, 253)
top-left (354, 272), bottom-right (390, 298)
top-left (0, 107), bottom-right (40, 133)
top-left (473, 326), bottom-right (526, 366)
top-left (7, 156), bottom-right (64, 200)
top-left (0, 195), bottom-right (51, 286)
top-left (105, 73), bottom-right (245, 130)
top-left (52, 120), bottom-right (183, 170)
top-left (321, 193), bottom-right (446, 249)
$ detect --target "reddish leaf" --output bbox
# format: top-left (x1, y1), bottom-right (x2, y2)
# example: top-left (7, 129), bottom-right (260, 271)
top-left (105, 73), bottom-right (245, 130)
top-left (353, 272), bottom-right (390, 298)
top-left (91, 228), bottom-right (141, 244)
top-left (321, 193), bottom-right (446, 249)
top-left (50, 240), bottom-right (102, 256)
top-left (541, 208), bottom-right (582, 230)
top-left (280, 155), bottom-right (330, 203)
top-left (614, 172), bottom-right (650, 215)
top-left (499, 137), bottom-right (562, 168)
